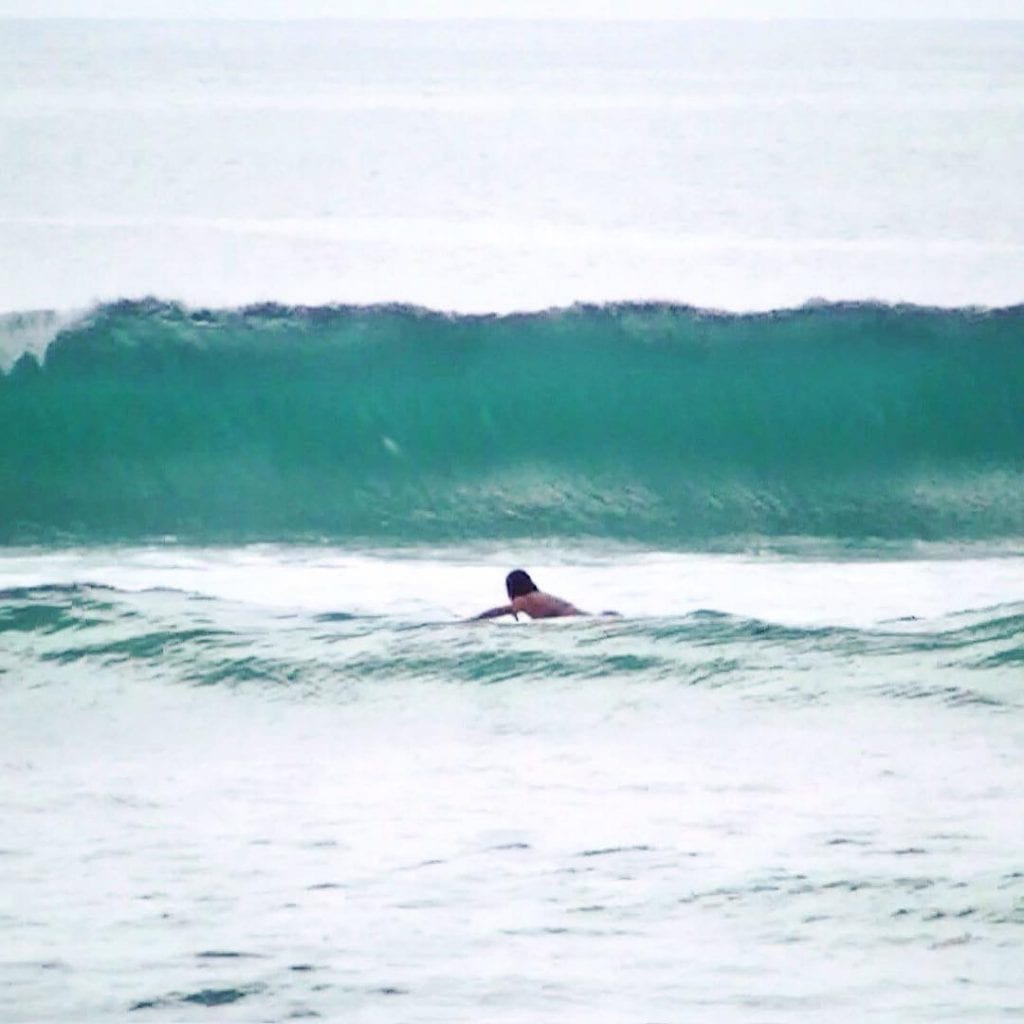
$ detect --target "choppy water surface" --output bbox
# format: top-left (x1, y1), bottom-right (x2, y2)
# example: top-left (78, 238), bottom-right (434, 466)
top-left (2, 548), bottom-right (1022, 1021)
top-left (2, 14), bottom-right (1022, 1021)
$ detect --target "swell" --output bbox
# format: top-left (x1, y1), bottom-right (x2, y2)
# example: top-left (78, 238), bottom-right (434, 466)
top-left (2, 299), bottom-right (1023, 545)
top-left (2, 584), bottom-right (1021, 709)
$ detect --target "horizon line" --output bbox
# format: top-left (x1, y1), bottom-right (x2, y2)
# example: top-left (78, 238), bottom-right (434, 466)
top-left (3, 12), bottom-right (1023, 21)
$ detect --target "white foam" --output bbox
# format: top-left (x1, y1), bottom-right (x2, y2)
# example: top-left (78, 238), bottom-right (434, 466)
top-left (2, 544), bottom-right (1021, 626)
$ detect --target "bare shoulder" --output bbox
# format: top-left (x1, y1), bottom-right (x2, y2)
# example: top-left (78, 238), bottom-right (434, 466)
top-left (517, 591), bottom-right (585, 619)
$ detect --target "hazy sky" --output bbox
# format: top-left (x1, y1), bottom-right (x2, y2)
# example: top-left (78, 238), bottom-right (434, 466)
top-left (2, 0), bottom-right (1022, 17)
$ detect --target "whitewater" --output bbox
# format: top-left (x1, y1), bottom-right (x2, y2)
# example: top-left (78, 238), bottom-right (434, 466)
top-left (2, 16), bottom-right (1023, 1024)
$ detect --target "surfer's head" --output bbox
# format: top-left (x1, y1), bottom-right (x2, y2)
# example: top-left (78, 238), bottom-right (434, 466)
top-left (505, 569), bottom-right (538, 600)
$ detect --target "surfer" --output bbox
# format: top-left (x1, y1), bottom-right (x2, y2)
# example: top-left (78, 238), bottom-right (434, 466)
top-left (471, 569), bottom-right (585, 621)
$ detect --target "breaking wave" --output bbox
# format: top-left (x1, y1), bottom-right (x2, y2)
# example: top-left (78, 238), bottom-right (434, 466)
top-left (2, 299), bottom-right (1022, 546)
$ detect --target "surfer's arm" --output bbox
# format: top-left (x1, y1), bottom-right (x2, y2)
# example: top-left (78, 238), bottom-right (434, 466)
top-left (470, 604), bottom-right (516, 621)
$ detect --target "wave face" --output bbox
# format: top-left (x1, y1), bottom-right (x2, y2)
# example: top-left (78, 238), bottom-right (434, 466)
top-left (2, 299), bottom-right (1023, 546)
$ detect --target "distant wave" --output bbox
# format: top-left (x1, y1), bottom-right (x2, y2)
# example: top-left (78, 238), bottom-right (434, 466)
top-left (2, 299), bottom-right (1023, 547)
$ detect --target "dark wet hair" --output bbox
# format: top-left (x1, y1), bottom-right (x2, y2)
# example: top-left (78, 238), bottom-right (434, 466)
top-left (505, 569), bottom-right (538, 599)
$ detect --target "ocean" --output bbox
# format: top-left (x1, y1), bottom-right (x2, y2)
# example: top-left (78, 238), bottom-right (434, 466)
top-left (1, 16), bottom-right (1023, 1023)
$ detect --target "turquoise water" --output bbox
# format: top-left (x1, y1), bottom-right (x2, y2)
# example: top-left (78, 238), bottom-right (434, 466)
top-left (2, 16), bottom-right (1023, 1024)
top-left (4, 300), bottom-right (1023, 545)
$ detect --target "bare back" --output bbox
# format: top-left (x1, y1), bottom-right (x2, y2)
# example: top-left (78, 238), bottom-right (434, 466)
top-left (512, 591), bottom-right (584, 619)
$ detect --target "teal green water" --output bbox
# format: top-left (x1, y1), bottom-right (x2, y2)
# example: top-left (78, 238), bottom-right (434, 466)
top-left (3, 300), bottom-right (1022, 545)
top-left (2, 581), bottom-right (1021, 698)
